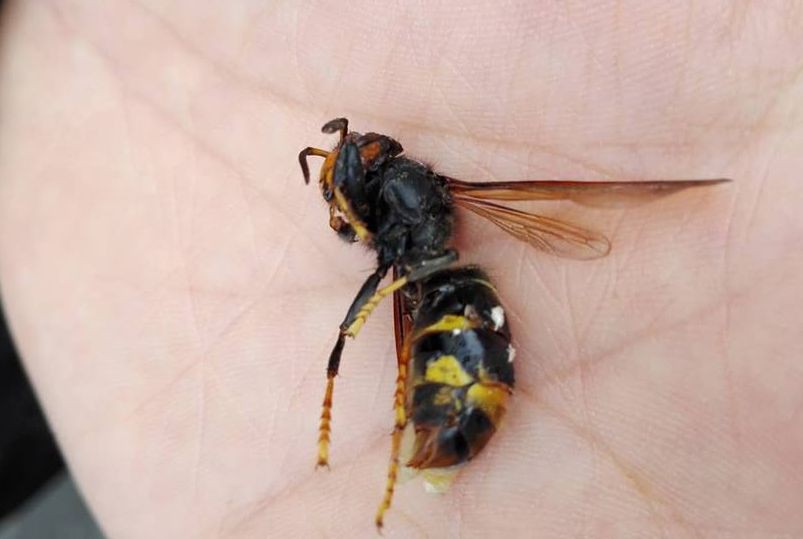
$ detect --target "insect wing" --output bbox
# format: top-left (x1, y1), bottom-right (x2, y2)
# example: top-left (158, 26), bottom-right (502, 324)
top-left (392, 267), bottom-right (413, 364)
top-left (446, 178), bottom-right (730, 208)
top-left (455, 197), bottom-right (611, 259)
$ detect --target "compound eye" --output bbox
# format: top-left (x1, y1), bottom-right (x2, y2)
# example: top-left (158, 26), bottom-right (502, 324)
top-left (322, 188), bottom-right (333, 202)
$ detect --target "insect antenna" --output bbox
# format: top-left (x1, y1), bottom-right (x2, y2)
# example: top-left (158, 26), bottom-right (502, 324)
top-left (321, 117), bottom-right (349, 143)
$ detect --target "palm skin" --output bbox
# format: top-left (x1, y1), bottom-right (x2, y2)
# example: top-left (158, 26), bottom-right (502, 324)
top-left (1, 1), bottom-right (802, 537)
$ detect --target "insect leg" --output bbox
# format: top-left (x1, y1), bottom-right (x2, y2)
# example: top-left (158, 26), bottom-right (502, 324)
top-left (343, 250), bottom-right (458, 339)
top-left (318, 253), bottom-right (458, 468)
top-left (298, 147), bottom-right (329, 184)
top-left (374, 348), bottom-right (410, 530)
top-left (317, 265), bottom-right (390, 468)
top-left (376, 269), bottom-right (412, 530)
top-left (342, 276), bottom-right (407, 339)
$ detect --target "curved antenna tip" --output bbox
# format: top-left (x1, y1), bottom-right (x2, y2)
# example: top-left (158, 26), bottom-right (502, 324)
top-left (321, 118), bottom-right (349, 142)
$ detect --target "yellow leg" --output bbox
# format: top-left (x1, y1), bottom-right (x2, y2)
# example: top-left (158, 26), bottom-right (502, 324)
top-left (333, 188), bottom-right (372, 243)
top-left (316, 269), bottom-right (393, 469)
top-left (345, 276), bottom-right (408, 338)
top-left (375, 342), bottom-right (410, 530)
top-left (316, 375), bottom-right (335, 468)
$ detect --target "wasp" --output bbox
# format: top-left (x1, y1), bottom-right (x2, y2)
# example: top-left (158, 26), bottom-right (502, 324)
top-left (299, 118), bottom-right (728, 529)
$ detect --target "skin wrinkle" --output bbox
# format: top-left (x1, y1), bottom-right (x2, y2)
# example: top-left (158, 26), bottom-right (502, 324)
top-left (189, 351), bottom-right (266, 441)
top-left (182, 74), bottom-right (212, 500)
top-left (744, 129), bottom-right (781, 236)
top-left (283, 330), bottom-right (332, 414)
top-left (518, 254), bottom-right (580, 378)
top-left (720, 176), bottom-right (742, 486)
top-left (117, 0), bottom-right (310, 115)
top-left (231, 421), bottom-right (455, 537)
top-left (75, 349), bottom-right (268, 466)
top-left (433, 128), bottom-right (624, 180)
top-left (192, 346), bottom-right (208, 497)
top-left (320, 24), bottom-right (356, 116)
top-left (434, 57), bottom-right (473, 139)
top-left (222, 334), bottom-right (398, 532)
top-left (222, 430), bottom-right (384, 535)
top-left (560, 2), bottom-right (609, 75)
top-left (522, 251), bottom-right (561, 308)
top-left (74, 257), bottom-right (322, 443)
top-left (220, 119), bottom-right (262, 269)
top-left (676, 1), bottom-right (694, 113)
top-left (291, 6), bottom-right (313, 106)
top-left (115, 76), bottom-right (349, 280)
top-left (368, 340), bottom-right (396, 416)
top-left (44, 0), bottom-right (332, 243)
top-left (85, 0), bottom-right (652, 175)
top-left (540, 285), bottom-right (734, 390)
top-left (674, 191), bottom-right (710, 242)
top-left (503, 18), bottom-right (528, 120)
top-left (522, 391), bottom-right (697, 539)
top-left (560, 263), bottom-right (593, 428)
top-left (123, 0), bottom-right (706, 188)
top-left (50, 6), bottom-right (240, 189)
top-left (40, 0), bottom-right (803, 151)
top-left (575, 261), bottom-right (609, 345)
top-left (105, 255), bottom-right (340, 377)
top-left (182, 274), bottom-right (278, 502)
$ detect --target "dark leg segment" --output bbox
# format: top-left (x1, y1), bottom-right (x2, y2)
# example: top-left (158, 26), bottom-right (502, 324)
top-left (317, 265), bottom-right (389, 468)
top-left (317, 251), bottom-right (458, 470)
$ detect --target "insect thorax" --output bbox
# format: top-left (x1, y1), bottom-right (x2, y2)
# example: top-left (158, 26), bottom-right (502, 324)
top-left (362, 157), bottom-right (454, 268)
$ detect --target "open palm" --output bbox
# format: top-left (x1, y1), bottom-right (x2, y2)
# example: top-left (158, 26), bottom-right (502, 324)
top-left (1, 2), bottom-right (802, 537)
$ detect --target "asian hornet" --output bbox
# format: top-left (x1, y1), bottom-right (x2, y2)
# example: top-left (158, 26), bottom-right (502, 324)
top-left (299, 117), bottom-right (728, 529)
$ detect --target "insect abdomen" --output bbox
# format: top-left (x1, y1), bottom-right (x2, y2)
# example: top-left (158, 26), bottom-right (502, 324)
top-left (406, 266), bottom-right (515, 469)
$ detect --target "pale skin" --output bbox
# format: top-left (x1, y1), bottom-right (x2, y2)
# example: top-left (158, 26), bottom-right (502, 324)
top-left (1, 1), bottom-right (803, 537)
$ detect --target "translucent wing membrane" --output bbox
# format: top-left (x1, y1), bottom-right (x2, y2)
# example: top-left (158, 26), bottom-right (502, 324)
top-left (455, 197), bottom-right (611, 260)
top-left (446, 177), bottom-right (730, 208)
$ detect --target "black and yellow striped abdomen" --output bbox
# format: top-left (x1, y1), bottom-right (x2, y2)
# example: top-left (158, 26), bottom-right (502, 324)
top-left (406, 266), bottom-right (515, 470)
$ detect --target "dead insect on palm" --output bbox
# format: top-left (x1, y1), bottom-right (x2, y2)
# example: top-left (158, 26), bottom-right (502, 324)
top-left (299, 117), bottom-right (728, 529)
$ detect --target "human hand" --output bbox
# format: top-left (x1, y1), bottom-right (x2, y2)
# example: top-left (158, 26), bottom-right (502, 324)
top-left (1, 2), bottom-right (801, 537)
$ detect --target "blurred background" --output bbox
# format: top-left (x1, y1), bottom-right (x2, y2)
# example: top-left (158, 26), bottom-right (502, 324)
top-left (0, 1), bottom-right (101, 537)
top-left (1, 3), bottom-right (101, 531)
top-left (0, 312), bottom-right (104, 538)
